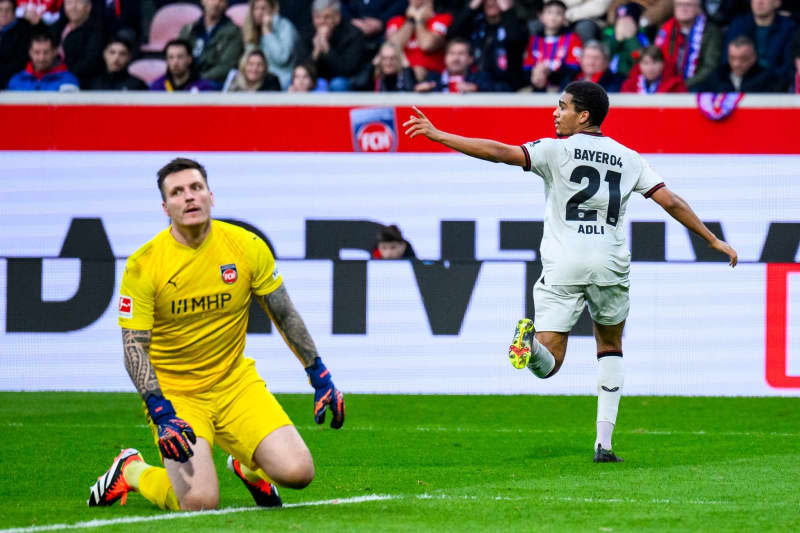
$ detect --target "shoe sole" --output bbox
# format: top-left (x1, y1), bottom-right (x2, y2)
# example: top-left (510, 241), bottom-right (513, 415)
top-left (508, 318), bottom-right (535, 369)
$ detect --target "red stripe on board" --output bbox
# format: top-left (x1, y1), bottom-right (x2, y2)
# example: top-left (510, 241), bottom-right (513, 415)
top-left (765, 263), bottom-right (800, 388)
top-left (0, 105), bottom-right (798, 153)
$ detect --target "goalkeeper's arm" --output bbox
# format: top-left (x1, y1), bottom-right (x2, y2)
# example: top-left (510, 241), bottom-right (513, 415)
top-left (258, 286), bottom-right (345, 429)
top-left (121, 328), bottom-right (196, 462)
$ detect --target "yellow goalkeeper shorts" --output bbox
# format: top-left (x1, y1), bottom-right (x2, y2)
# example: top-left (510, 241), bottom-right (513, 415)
top-left (145, 357), bottom-right (293, 471)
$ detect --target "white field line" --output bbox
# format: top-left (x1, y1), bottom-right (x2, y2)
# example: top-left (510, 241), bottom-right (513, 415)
top-left (4, 422), bottom-right (798, 438)
top-left (0, 494), bottom-right (395, 533)
top-left (1, 492), bottom-right (749, 532)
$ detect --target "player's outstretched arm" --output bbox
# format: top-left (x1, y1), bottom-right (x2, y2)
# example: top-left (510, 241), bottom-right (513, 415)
top-left (403, 106), bottom-right (527, 167)
top-left (122, 329), bottom-right (196, 462)
top-left (650, 187), bottom-right (738, 267)
top-left (259, 286), bottom-right (345, 429)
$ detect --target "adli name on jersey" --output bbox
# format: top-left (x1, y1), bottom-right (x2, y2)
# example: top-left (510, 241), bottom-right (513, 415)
top-left (574, 148), bottom-right (623, 168)
top-left (220, 263), bottom-right (238, 284)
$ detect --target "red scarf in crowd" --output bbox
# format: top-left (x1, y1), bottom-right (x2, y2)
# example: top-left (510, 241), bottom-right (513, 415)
top-left (656, 14), bottom-right (705, 80)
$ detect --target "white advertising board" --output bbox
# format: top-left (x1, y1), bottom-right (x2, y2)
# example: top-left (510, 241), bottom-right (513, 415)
top-left (1, 152), bottom-right (799, 395)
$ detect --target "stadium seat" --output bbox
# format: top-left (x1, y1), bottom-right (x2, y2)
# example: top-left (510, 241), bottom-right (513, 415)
top-left (141, 3), bottom-right (202, 53)
top-left (226, 4), bottom-right (248, 27)
top-left (128, 59), bottom-right (167, 86)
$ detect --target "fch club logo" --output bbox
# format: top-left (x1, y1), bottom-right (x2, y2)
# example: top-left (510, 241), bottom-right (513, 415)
top-left (350, 107), bottom-right (398, 153)
top-left (220, 263), bottom-right (238, 284)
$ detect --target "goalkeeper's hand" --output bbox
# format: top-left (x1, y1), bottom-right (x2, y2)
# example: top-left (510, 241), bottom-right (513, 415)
top-left (146, 395), bottom-right (197, 463)
top-left (305, 357), bottom-right (345, 429)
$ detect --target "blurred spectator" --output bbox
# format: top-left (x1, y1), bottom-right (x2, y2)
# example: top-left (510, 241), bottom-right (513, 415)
top-left (242, 0), bottom-right (297, 89)
top-left (607, 0), bottom-right (675, 34)
top-left (621, 44), bottom-right (686, 91)
top-left (223, 47), bottom-right (281, 90)
top-left (371, 224), bottom-right (416, 259)
top-left (179, 0), bottom-right (243, 85)
top-left (287, 60), bottom-right (329, 91)
top-left (524, 0), bottom-right (582, 91)
top-left (1, 0), bottom-right (38, 89)
top-left (448, 0), bottom-right (528, 91)
top-left (726, 0), bottom-right (797, 89)
top-left (88, 35), bottom-right (147, 89)
top-left (150, 37), bottom-right (216, 91)
top-left (560, 39), bottom-right (624, 91)
top-left (372, 40), bottom-right (416, 91)
top-left (654, 0), bottom-right (721, 91)
top-left (602, 2), bottom-right (650, 76)
top-left (415, 37), bottom-right (496, 92)
top-left (562, 0), bottom-right (611, 43)
top-left (695, 34), bottom-right (780, 91)
top-left (54, 0), bottom-right (104, 88)
top-left (7, 30), bottom-right (78, 89)
top-left (295, 0), bottom-right (367, 91)
top-left (16, 0), bottom-right (60, 25)
top-left (96, 0), bottom-right (141, 45)
top-left (279, 0), bottom-right (312, 46)
top-left (700, 0), bottom-right (750, 27)
top-left (791, 30), bottom-right (799, 92)
top-left (343, 0), bottom-right (407, 52)
top-left (386, 0), bottom-right (451, 82)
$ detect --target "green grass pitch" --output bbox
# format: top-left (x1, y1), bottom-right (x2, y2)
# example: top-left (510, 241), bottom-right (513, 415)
top-left (1, 392), bottom-right (799, 532)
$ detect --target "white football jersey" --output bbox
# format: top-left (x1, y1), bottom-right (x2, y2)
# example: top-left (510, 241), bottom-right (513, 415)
top-left (521, 132), bottom-right (664, 285)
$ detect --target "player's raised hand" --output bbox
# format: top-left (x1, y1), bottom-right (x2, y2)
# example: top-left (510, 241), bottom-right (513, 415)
top-left (709, 238), bottom-right (738, 267)
top-left (146, 395), bottom-right (197, 463)
top-left (403, 106), bottom-right (440, 141)
top-left (306, 357), bottom-right (345, 429)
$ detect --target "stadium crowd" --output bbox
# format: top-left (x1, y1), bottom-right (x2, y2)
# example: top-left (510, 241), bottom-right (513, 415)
top-left (1, 0), bottom-right (799, 93)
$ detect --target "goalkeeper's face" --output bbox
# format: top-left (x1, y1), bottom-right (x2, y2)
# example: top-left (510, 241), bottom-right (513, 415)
top-left (161, 169), bottom-right (214, 229)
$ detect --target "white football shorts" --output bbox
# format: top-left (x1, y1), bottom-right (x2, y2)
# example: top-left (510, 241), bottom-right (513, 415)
top-left (533, 277), bottom-right (630, 332)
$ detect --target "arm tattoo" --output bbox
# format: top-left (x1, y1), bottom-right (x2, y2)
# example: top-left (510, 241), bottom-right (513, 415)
top-left (121, 328), bottom-right (162, 399)
top-left (260, 285), bottom-right (319, 368)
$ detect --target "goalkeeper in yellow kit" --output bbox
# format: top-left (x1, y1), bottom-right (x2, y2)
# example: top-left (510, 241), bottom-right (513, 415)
top-left (87, 158), bottom-right (345, 510)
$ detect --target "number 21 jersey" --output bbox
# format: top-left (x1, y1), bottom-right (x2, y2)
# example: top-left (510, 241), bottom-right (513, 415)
top-left (521, 132), bottom-right (664, 286)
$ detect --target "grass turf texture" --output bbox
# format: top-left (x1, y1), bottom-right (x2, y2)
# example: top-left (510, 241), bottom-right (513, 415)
top-left (1, 393), bottom-right (799, 532)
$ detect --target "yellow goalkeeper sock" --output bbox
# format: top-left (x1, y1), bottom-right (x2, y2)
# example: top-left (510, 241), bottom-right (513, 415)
top-left (136, 466), bottom-right (180, 510)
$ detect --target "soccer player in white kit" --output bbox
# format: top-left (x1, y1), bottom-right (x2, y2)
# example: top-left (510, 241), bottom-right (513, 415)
top-left (403, 81), bottom-right (737, 462)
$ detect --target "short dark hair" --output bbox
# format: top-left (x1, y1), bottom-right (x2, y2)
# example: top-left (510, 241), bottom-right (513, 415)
top-left (0, 0), bottom-right (18, 10)
top-left (157, 158), bottom-right (208, 200)
top-left (542, 0), bottom-right (567, 11)
top-left (106, 35), bottom-right (134, 53)
top-left (30, 30), bottom-right (56, 48)
top-left (563, 80), bottom-right (609, 127)
top-left (446, 37), bottom-right (472, 55)
top-left (639, 45), bottom-right (664, 63)
top-left (164, 38), bottom-right (192, 57)
top-left (729, 35), bottom-right (755, 50)
top-left (376, 224), bottom-right (405, 244)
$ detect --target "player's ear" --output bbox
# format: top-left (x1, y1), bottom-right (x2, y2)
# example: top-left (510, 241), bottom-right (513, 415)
top-left (209, 190), bottom-right (214, 207)
top-left (161, 202), bottom-right (168, 217)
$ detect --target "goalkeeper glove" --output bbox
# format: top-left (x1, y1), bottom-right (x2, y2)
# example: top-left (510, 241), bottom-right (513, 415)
top-left (146, 394), bottom-right (197, 463)
top-left (305, 357), bottom-right (345, 429)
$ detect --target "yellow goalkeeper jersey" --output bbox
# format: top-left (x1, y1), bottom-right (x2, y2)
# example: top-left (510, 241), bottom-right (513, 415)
top-left (118, 220), bottom-right (282, 392)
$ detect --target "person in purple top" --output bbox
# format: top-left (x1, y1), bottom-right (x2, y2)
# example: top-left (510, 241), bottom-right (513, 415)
top-left (149, 38), bottom-right (217, 92)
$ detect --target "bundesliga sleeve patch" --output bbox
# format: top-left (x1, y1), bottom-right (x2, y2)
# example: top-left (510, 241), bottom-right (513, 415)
top-left (118, 295), bottom-right (133, 318)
